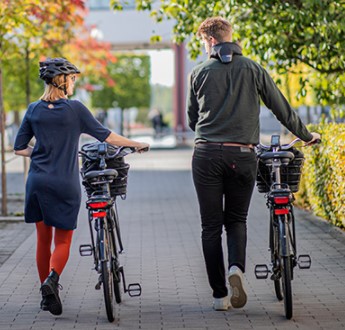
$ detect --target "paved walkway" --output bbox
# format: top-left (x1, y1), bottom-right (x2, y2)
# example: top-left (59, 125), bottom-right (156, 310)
top-left (0, 148), bottom-right (345, 329)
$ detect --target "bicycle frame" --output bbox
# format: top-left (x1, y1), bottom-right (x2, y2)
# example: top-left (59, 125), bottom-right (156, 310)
top-left (268, 186), bottom-right (296, 262)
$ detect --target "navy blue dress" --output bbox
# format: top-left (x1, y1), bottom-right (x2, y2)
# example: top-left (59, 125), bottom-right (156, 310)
top-left (14, 99), bottom-right (111, 230)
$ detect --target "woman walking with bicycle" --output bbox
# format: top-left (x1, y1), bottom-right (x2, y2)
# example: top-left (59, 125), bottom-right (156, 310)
top-left (187, 17), bottom-right (320, 311)
top-left (14, 57), bottom-right (149, 316)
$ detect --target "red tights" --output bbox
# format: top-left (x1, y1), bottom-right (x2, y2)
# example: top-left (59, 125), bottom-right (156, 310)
top-left (35, 221), bottom-right (73, 283)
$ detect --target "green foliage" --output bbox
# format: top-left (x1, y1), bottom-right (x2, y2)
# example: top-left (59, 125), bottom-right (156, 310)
top-left (296, 123), bottom-right (345, 228)
top-left (122, 0), bottom-right (345, 112)
top-left (91, 54), bottom-right (151, 110)
top-left (151, 84), bottom-right (173, 114)
top-left (2, 54), bottom-right (43, 111)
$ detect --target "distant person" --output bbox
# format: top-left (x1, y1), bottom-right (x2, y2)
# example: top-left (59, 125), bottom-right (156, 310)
top-left (14, 58), bottom-right (149, 316)
top-left (96, 109), bottom-right (108, 126)
top-left (187, 17), bottom-right (320, 311)
top-left (149, 108), bottom-right (165, 138)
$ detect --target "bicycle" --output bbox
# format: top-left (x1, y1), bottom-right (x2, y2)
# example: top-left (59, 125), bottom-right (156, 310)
top-left (254, 135), bottom-right (320, 319)
top-left (78, 141), bottom-right (146, 322)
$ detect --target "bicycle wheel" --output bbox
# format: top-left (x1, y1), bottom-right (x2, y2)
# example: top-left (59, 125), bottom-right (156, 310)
top-left (109, 208), bottom-right (122, 303)
top-left (269, 211), bottom-right (283, 301)
top-left (99, 225), bottom-right (115, 322)
top-left (279, 217), bottom-right (293, 319)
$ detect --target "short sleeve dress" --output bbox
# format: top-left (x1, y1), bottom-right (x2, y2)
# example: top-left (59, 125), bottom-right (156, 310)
top-left (14, 99), bottom-right (111, 230)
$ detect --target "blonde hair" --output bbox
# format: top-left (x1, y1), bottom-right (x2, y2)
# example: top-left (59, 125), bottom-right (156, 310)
top-left (40, 74), bottom-right (70, 102)
top-left (197, 17), bottom-right (232, 42)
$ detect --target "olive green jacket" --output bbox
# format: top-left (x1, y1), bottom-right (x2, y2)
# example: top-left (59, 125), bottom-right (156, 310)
top-left (187, 42), bottom-right (313, 144)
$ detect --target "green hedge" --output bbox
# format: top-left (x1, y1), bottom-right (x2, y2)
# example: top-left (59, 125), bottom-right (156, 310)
top-left (295, 123), bottom-right (345, 229)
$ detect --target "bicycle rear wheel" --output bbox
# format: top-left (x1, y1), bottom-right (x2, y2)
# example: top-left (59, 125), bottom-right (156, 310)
top-left (279, 217), bottom-right (293, 319)
top-left (269, 210), bottom-right (283, 301)
top-left (99, 225), bottom-right (115, 322)
top-left (109, 207), bottom-right (122, 303)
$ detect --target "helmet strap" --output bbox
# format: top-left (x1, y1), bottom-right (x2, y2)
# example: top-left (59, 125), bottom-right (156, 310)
top-left (63, 74), bottom-right (67, 95)
top-left (49, 75), bottom-right (68, 95)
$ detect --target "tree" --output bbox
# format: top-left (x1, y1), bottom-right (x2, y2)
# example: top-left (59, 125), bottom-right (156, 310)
top-left (90, 54), bottom-right (151, 135)
top-left (0, 0), bottom-right (41, 215)
top-left (0, 0), bottom-right (116, 215)
top-left (111, 0), bottom-right (345, 111)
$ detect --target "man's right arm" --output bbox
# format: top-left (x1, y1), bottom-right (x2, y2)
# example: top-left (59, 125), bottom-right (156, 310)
top-left (186, 73), bottom-right (199, 131)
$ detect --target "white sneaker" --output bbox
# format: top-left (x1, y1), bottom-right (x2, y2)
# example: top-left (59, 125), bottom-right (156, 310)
top-left (228, 266), bottom-right (247, 308)
top-left (213, 296), bottom-right (230, 311)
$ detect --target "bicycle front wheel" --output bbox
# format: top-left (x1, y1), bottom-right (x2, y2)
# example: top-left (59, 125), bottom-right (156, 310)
top-left (99, 226), bottom-right (115, 322)
top-left (279, 217), bottom-right (293, 319)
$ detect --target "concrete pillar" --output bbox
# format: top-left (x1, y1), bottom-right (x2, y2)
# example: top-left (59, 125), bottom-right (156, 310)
top-left (173, 43), bottom-right (186, 143)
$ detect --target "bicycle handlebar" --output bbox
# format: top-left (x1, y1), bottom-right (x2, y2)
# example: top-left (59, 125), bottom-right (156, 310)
top-left (78, 142), bottom-right (146, 161)
top-left (258, 137), bottom-right (321, 151)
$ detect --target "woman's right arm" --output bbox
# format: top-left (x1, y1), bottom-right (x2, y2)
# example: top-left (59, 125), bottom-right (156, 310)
top-left (14, 146), bottom-right (33, 157)
top-left (14, 106), bottom-right (34, 157)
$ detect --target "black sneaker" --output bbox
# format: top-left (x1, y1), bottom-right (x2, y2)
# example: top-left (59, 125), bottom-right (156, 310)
top-left (40, 270), bottom-right (63, 315)
top-left (40, 296), bottom-right (47, 310)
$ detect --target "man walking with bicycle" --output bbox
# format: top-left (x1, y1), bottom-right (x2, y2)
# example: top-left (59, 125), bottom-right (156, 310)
top-left (187, 17), bottom-right (320, 311)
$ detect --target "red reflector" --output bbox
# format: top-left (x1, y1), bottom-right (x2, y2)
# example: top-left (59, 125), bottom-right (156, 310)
top-left (274, 208), bottom-right (289, 215)
top-left (92, 211), bottom-right (107, 218)
top-left (274, 196), bottom-right (289, 204)
top-left (88, 202), bottom-right (108, 209)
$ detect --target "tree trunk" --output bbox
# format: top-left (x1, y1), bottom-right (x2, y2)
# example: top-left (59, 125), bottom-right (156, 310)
top-left (25, 45), bottom-right (31, 106)
top-left (0, 65), bottom-right (8, 216)
top-left (24, 46), bottom-right (31, 181)
top-left (120, 108), bottom-right (124, 136)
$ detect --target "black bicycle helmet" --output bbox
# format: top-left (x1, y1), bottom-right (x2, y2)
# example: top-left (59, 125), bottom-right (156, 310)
top-left (39, 57), bottom-right (80, 84)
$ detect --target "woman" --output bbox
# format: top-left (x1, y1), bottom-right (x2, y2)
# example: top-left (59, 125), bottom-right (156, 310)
top-left (14, 57), bottom-right (149, 315)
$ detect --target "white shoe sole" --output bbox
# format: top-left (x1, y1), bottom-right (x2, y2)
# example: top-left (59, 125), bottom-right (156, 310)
top-left (213, 297), bottom-right (230, 311)
top-left (228, 273), bottom-right (247, 308)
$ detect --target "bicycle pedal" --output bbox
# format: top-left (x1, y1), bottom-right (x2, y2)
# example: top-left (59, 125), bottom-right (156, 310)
top-left (127, 283), bottom-right (142, 297)
top-left (255, 264), bottom-right (269, 279)
top-left (79, 244), bottom-right (93, 256)
top-left (298, 254), bottom-right (311, 269)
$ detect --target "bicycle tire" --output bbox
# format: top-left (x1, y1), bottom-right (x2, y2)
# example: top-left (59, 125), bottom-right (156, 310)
top-left (110, 229), bottom-right (122, 303)
top-left (269, 212), bottom-right (283, 301)
top-left (100, 226), bottom-right (115, 322)
top-left (109, 208), bottom-right (122, 303)
top-left (279, 219), bottom-right (293, 319)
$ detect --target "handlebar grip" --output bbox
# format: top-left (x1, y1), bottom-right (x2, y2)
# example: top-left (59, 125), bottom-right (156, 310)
top-left (309, 138), bottom-right (321, 145)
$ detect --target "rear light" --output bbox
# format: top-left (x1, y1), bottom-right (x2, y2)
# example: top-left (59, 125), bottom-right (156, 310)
top-left (274, 208), bottom-right (289, 215)
top-left (92, 211), bottom-right (107, 218)
top-left (88, 201), bottom-right (108, 209)
top-left (274, 196), bottom-right (289, 204)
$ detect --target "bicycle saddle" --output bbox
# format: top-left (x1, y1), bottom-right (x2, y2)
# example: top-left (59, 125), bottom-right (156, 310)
top-left (83, 169), bottom-right (118, 181)
top-left (260, 151), bottom-right (295, 165)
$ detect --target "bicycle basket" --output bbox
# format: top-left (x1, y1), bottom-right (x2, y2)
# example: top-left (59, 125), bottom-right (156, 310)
top-left (256, 147), bottom-right (304, 193)
top-left (80, 143), bottom-right (130, 197)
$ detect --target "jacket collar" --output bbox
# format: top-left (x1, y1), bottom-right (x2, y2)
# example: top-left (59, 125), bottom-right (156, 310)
top-left (210, 42), bottom-right (242, 64)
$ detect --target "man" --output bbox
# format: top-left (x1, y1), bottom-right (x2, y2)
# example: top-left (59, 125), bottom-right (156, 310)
top-left (187, 17), bottom-right (320, 311)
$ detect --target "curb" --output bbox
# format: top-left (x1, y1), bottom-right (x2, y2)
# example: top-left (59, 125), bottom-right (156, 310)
top-left (0, 216), bottom-right (25, 222)
top-left (295, 207), bottom-right (345, 243)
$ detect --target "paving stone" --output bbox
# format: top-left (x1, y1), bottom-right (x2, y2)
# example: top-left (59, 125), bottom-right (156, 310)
top-left (0, 148), bottom-right (345, 329)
